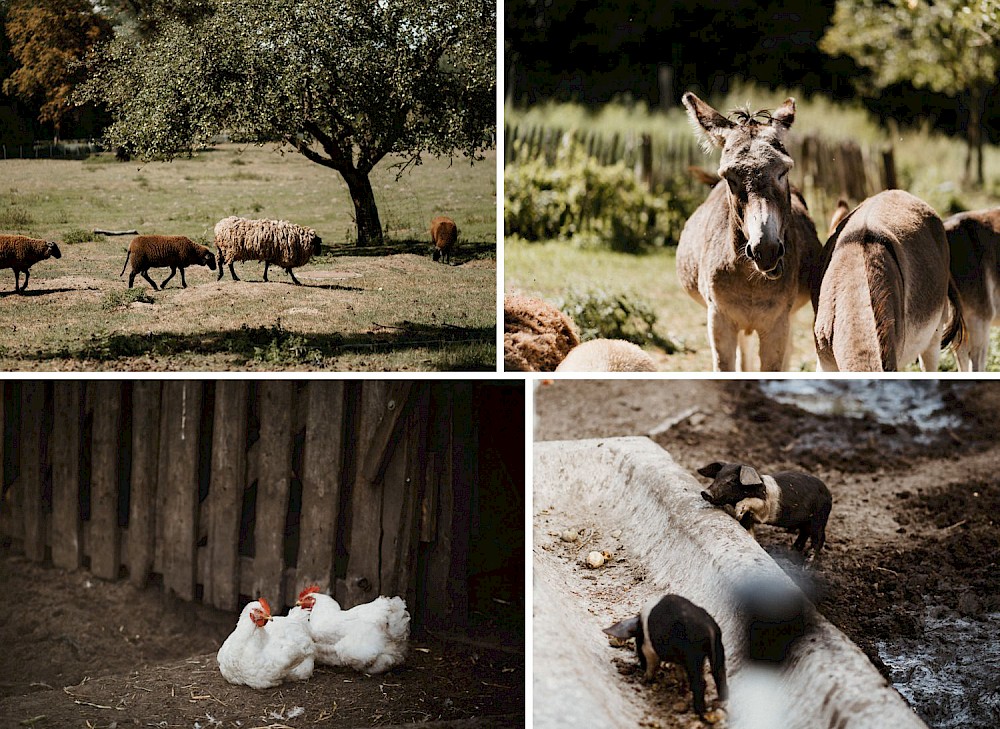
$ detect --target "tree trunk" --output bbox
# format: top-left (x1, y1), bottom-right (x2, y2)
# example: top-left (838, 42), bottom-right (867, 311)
top-left (963, 87), bottom-right (985, 188)
top-left (342, 168), bottom-right (383, 246)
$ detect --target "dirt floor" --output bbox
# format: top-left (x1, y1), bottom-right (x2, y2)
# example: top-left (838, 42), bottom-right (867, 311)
top-left (534, 379), bottom-right (1000, 729)
top-left (0, 557), bottom-right (524, 729)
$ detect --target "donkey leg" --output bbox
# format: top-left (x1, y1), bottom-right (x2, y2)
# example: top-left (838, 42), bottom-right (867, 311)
top-left (707, 306), bottom-right (739, 371)
top-left (757, 314), bottom-right (791, 371)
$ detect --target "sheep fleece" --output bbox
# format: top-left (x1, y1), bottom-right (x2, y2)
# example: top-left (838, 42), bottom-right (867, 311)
top-left (0, 235), bottom-right (57, 270)
top-left (124, 235), bottom-right (213, 272)
top-left (215, 217), bottom-right (319, 268)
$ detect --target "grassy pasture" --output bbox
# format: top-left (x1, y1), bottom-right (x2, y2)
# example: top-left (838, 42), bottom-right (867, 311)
top-left (0, 144), bottom-right (496, 371)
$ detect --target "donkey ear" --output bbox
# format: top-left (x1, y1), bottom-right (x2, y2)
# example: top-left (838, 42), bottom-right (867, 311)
top-left (739, 465), bottom-right (763, 486)
top-left (683, 92), bottom-right (735, 150)
top-left (697, 462), bottom-right (726, 478)
top-left (772, 98), bottom-right (796, 130)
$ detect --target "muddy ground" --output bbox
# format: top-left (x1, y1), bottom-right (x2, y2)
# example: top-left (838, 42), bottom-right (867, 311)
top-left (535, 379), bottom-right (1000, 729)
top-left (0, 557), bottom-right (524, 729)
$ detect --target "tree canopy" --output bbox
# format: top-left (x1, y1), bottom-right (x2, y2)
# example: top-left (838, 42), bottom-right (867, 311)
top-left (81, 0), bottom-right (496, 244)
top-left (821, 0), bottom-right (1000, 185)
top-left (3, 0), bottom-right (111, 138)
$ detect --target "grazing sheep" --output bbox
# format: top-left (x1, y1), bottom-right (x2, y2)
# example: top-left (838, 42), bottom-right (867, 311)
top-left (555, 339), bottom-right (658, 372)
top-left (504, 294), bottom-right (580, 371)
top-left (431, 216), bottom-right (458, 264)
top-left (0, 235), bottom-right (62, 293)
top-left (120, 235), bottom-right (216, 290)
top-left (214, 216), bottom-right (322, 285)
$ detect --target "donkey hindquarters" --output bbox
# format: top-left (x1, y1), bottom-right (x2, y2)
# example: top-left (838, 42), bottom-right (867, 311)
top-left (813, 190), bottom-right (964, 372)
top-left (945, 208), bottom-right (1000, 371)
top-left (676, 92), bottom-right (821, 371)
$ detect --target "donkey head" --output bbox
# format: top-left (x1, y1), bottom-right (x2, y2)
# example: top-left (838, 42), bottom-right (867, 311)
top-left (684, 92), bottom-right (796, 280)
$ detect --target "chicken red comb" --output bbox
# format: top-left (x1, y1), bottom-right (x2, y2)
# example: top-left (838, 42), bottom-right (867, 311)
top-left (258, 597), bottom-right (272, 616)
top-left (298, 585), bottom-right (321, 601)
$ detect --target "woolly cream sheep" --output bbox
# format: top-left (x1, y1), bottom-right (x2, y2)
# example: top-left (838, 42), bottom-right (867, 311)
top-left (503, 294), bottom-right (580, 371)
top-left (555, 339), bottom-right (658, 372)
top-left (431, 216), bottom-right (458, 264)
top-left (214, 216), bottom-right (322, 285)
top-left (0, 235), bottom-right (62, 293)
top-left (120, 235), bottom-right (216, 290)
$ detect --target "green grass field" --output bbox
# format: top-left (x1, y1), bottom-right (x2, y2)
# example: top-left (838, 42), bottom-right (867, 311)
top-left (0, 144), bottom-right (497, 371)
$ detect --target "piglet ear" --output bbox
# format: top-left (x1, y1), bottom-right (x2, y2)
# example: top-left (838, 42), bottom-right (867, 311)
top-left (739, 465), bottom-right (763, 486)
top-left (603, 616), bottom-right (640, 640)
top-left (697, 462), bottom-right (725, 478)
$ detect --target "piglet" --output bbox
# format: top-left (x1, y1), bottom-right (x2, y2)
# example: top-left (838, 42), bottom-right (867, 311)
top-left (698, 461), bottom-right (832, 555)
top-left (603, 594), bottom-right (727, 718)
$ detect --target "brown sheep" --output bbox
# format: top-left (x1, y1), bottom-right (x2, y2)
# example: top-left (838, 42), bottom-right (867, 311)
top-left (503, 294), bottom-right (580, 371)
top-left (431, 216), bottom-right (458, 264)
top-left (120, 235), bottom-right (217, 290)
top-left (0, 235), bottom-right (62, 293)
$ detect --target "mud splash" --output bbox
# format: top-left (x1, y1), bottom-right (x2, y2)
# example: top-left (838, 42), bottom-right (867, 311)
top-left (877, 610), bottom-right (1000, 728)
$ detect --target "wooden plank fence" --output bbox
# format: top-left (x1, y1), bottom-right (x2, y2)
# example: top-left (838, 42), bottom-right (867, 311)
top-left (505, 121), bottom-right (897, 221)
top-left (0, 380), bottom-right (522, 628)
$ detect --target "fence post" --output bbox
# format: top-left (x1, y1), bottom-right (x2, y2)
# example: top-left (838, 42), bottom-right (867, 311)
top-left (89, 382), bottom-right (123, 580)
top-left (882, 146), bottom-right (897, 190)
top-left (20, 383), bottom-right (46, 563)
top-left (160, 381), bottom-right (202, 599)
top-left (126, 381), bottom-right (162, 587)
top-left (51, 383), bottom-right (83, 571)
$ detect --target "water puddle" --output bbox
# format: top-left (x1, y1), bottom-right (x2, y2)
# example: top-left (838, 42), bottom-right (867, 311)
top-left (758, 380), bottom-right (962, 436)
top-left (877, 610), bottom-right (1000, 728)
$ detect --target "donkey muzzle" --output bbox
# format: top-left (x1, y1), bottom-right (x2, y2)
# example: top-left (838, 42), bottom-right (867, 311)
top-left (747, 240), bottom-right (785, 279)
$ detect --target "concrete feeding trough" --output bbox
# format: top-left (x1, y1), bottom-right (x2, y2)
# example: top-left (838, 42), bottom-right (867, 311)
top-left (533, 437), bottom-right (927, 729)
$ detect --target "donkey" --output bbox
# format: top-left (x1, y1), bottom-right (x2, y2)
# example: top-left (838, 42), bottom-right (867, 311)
top-left (676, 93), bottom-right (821, 371)
top-left (813, 190), bottom-right (965, 371)
top-left (945, 208), bottom-right (1000, 371)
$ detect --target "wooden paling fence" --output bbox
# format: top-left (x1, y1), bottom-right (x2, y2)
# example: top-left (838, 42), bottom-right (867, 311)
top-left (504, 122), bottom-right (897, 217)
top-left (0, 380), bottom-right (521, 630)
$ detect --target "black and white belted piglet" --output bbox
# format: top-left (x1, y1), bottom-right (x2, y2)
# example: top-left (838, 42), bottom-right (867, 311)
top-left (603, 594), bottom-right (727, 719)
top-left (697, 461), bottom-right (832, 556)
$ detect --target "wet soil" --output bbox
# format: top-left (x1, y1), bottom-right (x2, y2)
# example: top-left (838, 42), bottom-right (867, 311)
top-left (0, 557), bottom-right (524, 728)
top-left (535, 379), bottom-right (1000, 729)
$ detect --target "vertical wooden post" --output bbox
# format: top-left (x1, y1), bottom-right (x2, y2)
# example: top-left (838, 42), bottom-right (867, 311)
top-left (445, 382), bottom-right (475, 628)
top-left (295, 382), bottom-right (346, 597)
top-left (126, 381), bottom-right (162, 587)
top-left (20, 383), bottom-right (45, 562)
top-left (343, 381), bottom-right (412, 608)
top-left (381, 385), bottom-right (429, 602)
top-left (252, 381), bottom-right (295, 602)
top-left (89, 382), bottom-right (122, 580)
top-left (50, 383), bottom-right (83, 571)
top-left (161, 381), bottom-right (202, 600)
top-left (422, 384), bottom-right (455, 628)
top-left (206, 381), bottom-right (248, 610)
top-left (882, 146), bottom-right (897, 191)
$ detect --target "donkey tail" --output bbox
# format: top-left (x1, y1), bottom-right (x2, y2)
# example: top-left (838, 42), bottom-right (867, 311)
top-left (120, 250), bottom-right (130, 277)
top-left (941, 276), bottom-right (966, 350)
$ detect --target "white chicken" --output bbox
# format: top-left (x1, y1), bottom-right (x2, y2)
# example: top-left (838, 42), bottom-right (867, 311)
top-left (291, 585), bottom-right (410, 674)
top-left (217, 597), bottom-right (315, 688)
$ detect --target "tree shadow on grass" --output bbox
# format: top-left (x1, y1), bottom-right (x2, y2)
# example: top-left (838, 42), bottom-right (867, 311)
top-left (320, 238), bottom-right (496, 262)
top-left (23, 321), bottom-right (496, 371)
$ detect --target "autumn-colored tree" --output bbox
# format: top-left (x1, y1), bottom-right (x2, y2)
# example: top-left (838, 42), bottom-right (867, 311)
top-left (821, 0), bottom-right (1000, 187)
top-left (81, 0), bottom-right (496, 246)
top-left (3, 0), bottom-right (111, 139)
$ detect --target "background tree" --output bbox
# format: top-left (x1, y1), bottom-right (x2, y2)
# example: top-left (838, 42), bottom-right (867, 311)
top-left (821, 0), bottom-right (1000, 187)
top-left (3, 0), bottom-right (111, 140)
top-left (81, 0), bottom-right (496, 245)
